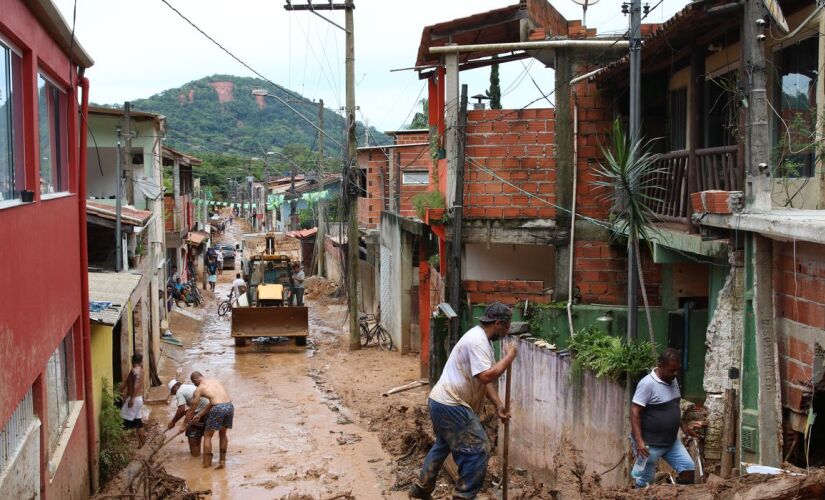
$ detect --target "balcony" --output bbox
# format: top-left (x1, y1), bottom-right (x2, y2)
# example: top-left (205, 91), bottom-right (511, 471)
top-left (645, 145), bottom-right (740, 226)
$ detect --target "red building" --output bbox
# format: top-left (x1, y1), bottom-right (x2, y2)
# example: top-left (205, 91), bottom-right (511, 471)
top-left (0, 0), bottom-right (95, 497)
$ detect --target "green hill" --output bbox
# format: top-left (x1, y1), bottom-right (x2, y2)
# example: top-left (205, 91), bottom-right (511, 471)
top-left (122, 74), bottom-right (390, 158)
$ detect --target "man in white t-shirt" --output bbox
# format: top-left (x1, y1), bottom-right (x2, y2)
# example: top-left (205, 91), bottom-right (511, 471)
top-left (410, 302), bottom-right (517, 500)
top-left (167, 379), bottom-right (210, 456)
top-left (231, 273), bottom-right (247, 301)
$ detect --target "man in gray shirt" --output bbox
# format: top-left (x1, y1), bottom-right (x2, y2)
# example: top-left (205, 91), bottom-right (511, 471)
top-left (630, 348), bottom-right (698, 487)
top-left (168, 379), bottom-right (210, 456)
top-left (291, 262), bottom-right (305, 306)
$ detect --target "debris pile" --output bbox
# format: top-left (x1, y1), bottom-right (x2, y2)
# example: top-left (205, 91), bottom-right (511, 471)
top-left (304, 276), bottom-right (342, 301)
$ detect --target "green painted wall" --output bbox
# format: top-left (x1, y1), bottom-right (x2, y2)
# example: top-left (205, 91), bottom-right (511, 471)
top-left (741, 234), bottom-right (760, 460)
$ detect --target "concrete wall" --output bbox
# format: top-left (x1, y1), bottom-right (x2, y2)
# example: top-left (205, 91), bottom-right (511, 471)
top-left (323, 235), bottom-right (344, 283)
top-left (502, 335), bottom-right (627, 486)
top-left (463, 243), bottom-right (554, 283)
top-left (379, 213), bottom-right (415, 352)
top-left (0, 419), bottom-right (40, 499)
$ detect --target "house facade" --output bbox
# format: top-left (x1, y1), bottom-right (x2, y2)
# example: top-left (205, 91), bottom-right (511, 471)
top-left (162, 145), bottom-right (201, 282)
top-left (0, 0), bottom-right (96, 497)
top-left (369, 0), bottom-right (825, 485)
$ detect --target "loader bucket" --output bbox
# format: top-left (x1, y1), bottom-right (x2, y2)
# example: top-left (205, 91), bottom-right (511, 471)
top-left (231, 306), bottom-right (309, 338)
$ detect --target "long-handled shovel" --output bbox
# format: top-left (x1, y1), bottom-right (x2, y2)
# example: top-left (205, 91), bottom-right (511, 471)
top-left (502, 365), bottom-right (512, 500)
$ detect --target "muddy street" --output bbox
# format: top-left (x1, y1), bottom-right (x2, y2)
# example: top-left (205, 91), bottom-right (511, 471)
top-left (148, 223), bottom-right (414, 499)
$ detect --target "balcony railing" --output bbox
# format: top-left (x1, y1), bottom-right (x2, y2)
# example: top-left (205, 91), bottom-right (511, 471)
top-left (647, 149), bottom-right (690, 222)
top-left (646, 145), bottom-right (739, 224)
top-left (695, 145), bottom-right (741, 192)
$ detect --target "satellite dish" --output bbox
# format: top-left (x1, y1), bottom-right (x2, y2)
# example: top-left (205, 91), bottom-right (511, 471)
top-left (570, 0), bottom-right (599, 28)
top-left (762, 0), bottom-right (789, 33)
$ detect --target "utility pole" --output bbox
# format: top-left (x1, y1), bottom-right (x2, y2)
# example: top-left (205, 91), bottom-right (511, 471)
top-left (290, 163), bottom-right (297, 230)
top-left (115, 127), bottom-right (123, 272)
top-left (317, 99), bottom-right (326, 277)
top-left (123, 102), bottom-right (134, 206)
top-left (627, 0), bottom-right (641, 342)
top-left (285, 0), bottom-right (359, 350)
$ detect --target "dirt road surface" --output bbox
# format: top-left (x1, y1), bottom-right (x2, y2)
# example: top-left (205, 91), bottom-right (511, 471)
top-left (149, 222), bottom-right (416, 499)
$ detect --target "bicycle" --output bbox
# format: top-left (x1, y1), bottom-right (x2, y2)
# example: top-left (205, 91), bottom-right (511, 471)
top-left (218, 289), bottom-right (241, 317)
top-left (359, 309), bottom-right (393, 350)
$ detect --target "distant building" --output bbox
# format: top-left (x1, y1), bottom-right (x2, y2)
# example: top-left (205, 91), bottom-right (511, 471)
top-left (0, 0), bottom-right (96, 497)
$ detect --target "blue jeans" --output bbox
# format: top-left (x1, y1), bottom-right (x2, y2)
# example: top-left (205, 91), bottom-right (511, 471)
top-left (630, 437), bottom-right (695, 487)
top-left (418, 399), bottom-right (490, 498)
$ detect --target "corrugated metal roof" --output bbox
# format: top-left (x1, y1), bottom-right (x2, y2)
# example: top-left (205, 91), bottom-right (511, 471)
top-left (88, 272), bottom-right (142, 325)
top-left (187, 231), bottom-right (209, 246)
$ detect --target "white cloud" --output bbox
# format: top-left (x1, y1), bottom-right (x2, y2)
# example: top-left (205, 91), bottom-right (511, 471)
top-left (55, 0), bottom-right (688, 131)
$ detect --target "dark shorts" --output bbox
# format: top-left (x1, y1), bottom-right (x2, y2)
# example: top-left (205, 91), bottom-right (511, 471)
top-left (205, 403), bottom-right (234, 432)
top-left (186, 421), bottom-right (205, 439)
top-left (123, 418), bottom-right (143, 429)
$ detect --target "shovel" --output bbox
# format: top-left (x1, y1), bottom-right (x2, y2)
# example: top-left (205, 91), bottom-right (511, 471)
top-left (502, 365), bottom-right (512, 500)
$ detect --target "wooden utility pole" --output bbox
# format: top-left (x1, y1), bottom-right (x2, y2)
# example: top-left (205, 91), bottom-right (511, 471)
top-left (123, 102), bottom-right (134, 205)
top-left (317, 98), bottom-right (326, 277)
top-left (285, 0), bottom-right (359, 350)
top-left (448, 85), bottom-right (468, 346)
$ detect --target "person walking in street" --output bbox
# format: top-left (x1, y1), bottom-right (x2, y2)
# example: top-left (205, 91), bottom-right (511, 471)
top-left (184, 371), bottom-right (234, 469)
top-left (630, 348), bottom-right (699, 487)
top-left (167, 379), bottom-right (210, 456)
top-left (410, 302), bottom-right (517, 499)
top-left (291, 262), bottom-right (305, 306)
top-left (216, 250), bottom-right (224, 275)
top-left (231, 273), bottom-right (247, 301)
top-left (206, 256), bottom-right (218, 292)
top-left (120, 353), bottom-right (146, 447)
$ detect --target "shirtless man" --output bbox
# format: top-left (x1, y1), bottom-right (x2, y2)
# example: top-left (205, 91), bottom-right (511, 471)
top-left (183, 371), bottom-right (234, 469)
top-left (167, 379), bottom-right (210, 456)
top-left (120, 353), bottom-right (146, 447)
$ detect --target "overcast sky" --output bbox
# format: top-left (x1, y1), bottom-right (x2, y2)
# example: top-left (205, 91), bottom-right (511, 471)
top-left (54, 0), bottom-right (688, 132)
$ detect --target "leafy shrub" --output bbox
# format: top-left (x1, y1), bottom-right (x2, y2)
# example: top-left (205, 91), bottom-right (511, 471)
top-left (99, 379), bottom-right (131, 485)
top-left (411, 190), bottom-right (446, 220)
top-left (567, 327), bottom-right (656, 381)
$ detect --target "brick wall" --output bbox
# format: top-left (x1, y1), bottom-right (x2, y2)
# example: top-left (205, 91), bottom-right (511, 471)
top-left (573, 79), bottom-right (614, 221)
top-left (358, 149), bottom-right (388, 228)
top-left (393, 131), bottom-right (429, 145)
top-left (163, 195), bottom-right (175, 232)
top-left (572, 241), bottom-right (661, 305)
top-left (464, 279), bottom-right (551, 306)
top-left (463, 108), bottom-right (556, 219)
top-left (398, 144), bottom-right (432, 220)
top-left (774, 240), bottom-right (825, 411)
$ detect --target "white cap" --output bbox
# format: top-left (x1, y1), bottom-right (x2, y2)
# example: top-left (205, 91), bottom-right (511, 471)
top-left (168, 379), bottom-right (179, 392)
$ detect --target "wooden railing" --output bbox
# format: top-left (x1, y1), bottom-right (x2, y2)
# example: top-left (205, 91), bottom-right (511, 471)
top-left (695, 145), bottom-right (740, 192)
top-left (646, 145), bottom-right (740, 225)
top-left (647, 149), bottom-right (690, 223)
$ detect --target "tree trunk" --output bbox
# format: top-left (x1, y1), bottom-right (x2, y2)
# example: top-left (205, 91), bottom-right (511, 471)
top-left (633, 235), bottom-right (656, 346)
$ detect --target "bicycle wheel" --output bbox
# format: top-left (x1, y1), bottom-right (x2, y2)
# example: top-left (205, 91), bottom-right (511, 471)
top-left (377, 326), bottom-right (393, 351)
top-left (218, 301), bottom-right (231, 317)
top-left (360, 322), bottom-right (371, 347)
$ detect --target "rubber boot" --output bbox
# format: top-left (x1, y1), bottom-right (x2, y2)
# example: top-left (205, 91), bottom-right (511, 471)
top-left (216, 449), bottom-right (227, 469)
top-left (202, 452), bottom-right (213, 468)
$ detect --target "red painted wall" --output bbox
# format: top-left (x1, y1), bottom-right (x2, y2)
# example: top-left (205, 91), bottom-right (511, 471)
top-left (0, 1), bottom-right (91, 497)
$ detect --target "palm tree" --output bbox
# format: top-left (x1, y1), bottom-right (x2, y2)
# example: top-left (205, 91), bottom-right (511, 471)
top-left (592, 119), bottom-right (662, 346)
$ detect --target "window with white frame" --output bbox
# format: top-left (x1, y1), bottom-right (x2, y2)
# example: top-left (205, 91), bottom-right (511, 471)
top-left (0, 40), bottom-right (24, 202)
top-left (38, 74), bottom-right (69, 195)
top-left (46, 334), bottom-right (73, 455)
top-left (402, 170), bottom-right (429, 185)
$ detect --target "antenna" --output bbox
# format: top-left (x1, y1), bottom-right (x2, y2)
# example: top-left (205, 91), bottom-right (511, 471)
top-left (570, 0), bottom-right (599, 28)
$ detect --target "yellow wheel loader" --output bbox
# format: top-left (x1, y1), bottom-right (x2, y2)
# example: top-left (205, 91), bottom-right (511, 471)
top-left (231, 233), bottom-right (309, 347)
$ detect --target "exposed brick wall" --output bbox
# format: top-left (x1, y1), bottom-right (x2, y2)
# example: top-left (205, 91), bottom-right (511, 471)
top-left (164, 195), bottom-right (175, 232)
top-left (393, 132), bottom-right (429, 145)
top-left (572, 79), bottom-right (614, 221)
top-left (464, 279), bottom-right (551, 306)
top-left (527, 0), bottom-right (569, 38)
top-left (357, 149), bottom-right (388, 228)
top-left (572, 241), bottom-right (661, 305)
top-left (774, 240), bottom-right (825, 411)
top-left (463, 108), bottom-right (556, 219)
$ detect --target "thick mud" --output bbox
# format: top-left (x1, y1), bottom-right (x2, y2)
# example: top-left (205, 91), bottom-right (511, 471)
top-left (149, 223), bottom-right (404, 499)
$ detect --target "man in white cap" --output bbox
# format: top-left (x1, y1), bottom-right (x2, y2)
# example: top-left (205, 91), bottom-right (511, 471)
top-left (167, 378), bottom-right (210, 456)
top-left (410, 302), bottom-right (518, 499)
